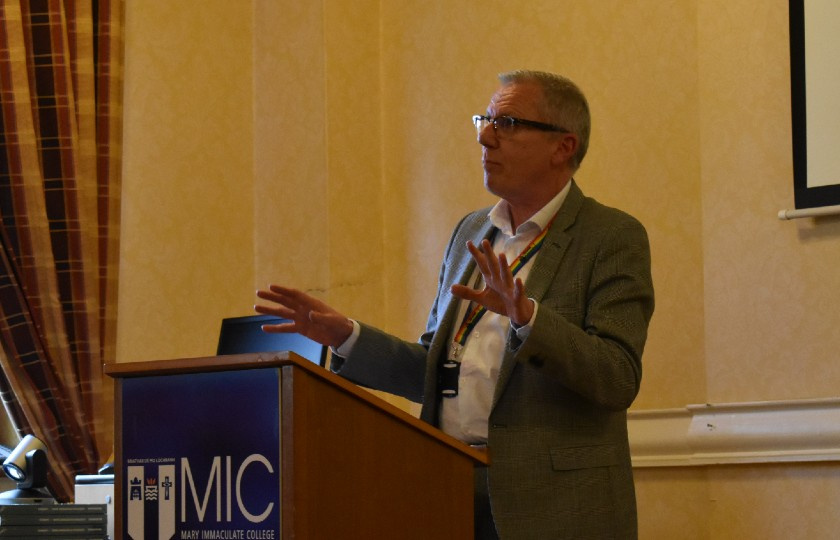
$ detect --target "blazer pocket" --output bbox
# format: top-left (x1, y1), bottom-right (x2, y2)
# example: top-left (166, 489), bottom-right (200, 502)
top-left (550, 444), bottom-right (620, 471)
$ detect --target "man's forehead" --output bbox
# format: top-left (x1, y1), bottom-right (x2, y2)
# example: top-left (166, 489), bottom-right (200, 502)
top-left (487, 81), bottom-right (542, 114)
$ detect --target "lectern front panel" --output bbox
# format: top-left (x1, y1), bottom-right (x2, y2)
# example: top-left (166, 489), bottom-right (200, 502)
top-left (109, 354), bottom-right (485, 539)
top-left (119, 368), bottom-right (282, 539)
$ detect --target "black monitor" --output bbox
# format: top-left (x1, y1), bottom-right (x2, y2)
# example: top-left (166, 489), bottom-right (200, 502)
top-left (216, 315), bottom-right (327, 367)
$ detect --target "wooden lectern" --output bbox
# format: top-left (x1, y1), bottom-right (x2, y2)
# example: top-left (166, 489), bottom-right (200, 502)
top-left (106, 353), bottom-right (488, 539)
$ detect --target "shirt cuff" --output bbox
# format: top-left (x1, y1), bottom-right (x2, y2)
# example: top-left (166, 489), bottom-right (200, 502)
top-left (331, 319), bottom-right (361, 357)
top-left (511, 299), bottom-right (538, 340)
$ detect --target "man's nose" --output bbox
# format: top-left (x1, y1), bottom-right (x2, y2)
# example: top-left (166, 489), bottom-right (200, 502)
top-left (477, 123), bottom-right (497, 147)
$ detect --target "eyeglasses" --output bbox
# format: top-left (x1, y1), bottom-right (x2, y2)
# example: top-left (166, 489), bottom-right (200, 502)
top-left (472, 115), bottom-right (568, 137)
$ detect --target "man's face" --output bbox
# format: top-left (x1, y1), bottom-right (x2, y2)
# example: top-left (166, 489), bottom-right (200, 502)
top-left (478, 82), bottom-right (563, 208)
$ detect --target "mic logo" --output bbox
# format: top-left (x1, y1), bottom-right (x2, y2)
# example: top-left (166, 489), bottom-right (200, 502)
top-left (181, 454), bottom-right (276, 523)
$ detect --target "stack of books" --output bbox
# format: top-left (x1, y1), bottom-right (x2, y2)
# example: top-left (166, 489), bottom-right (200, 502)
top-left (0, 503), bottom-right (107, 539)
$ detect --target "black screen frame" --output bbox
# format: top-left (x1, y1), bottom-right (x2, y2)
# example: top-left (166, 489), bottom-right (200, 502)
top-left (216, 314), bottom-right (328, 368)
top-left (789, 0), bottom-right (840, 209)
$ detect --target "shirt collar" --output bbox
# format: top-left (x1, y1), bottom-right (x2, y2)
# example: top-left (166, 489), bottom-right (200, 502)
top-left (488, 180), bottom-right (573, 236)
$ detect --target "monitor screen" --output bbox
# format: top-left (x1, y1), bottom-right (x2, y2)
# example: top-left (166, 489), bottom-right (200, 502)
top-left (216, 315), bottom-right (327, 367)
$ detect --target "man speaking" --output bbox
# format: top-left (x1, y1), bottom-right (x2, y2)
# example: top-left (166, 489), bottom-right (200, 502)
top-left (256, 70), bottom-right (654, 539)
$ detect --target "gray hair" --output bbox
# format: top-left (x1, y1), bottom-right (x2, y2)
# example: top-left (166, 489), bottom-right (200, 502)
top-left (498, 70), bottom-right (591, 171)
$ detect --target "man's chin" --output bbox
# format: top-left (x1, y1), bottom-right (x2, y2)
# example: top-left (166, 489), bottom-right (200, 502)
top-left (484, 175), bottom-right (503, 198)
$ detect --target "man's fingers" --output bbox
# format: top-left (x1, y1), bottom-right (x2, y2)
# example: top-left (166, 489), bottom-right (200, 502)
top-left (497, 253), bottom-right (514, 287)
top-left (255, 284), bottom-right (352, 347)
top-left (256, 288), bottom-right (283, 304)
top-left (451, 283), bottom-right (482, 302)
top-left (256, 285), bottom-right (321, 323)
top-left (254, 302), bottom-right (303, 325)
top-left (253, 303), bottom-right (276, 316)
top-left (269, 284), bottom-right (306, 302)
top-left (512, 277), bottom-right (527, 303)
top-left (260, 285), bottom-right (328, 316)
top-left (466, 241), bottom-right (490, 276)
top-left (480, 239), bottom-right (501, 273)
top-left (259, 320), bottom-right (297, 333)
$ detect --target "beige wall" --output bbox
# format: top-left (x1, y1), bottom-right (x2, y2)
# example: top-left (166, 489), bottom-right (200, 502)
top-left (698, 1), bottom-right (840, 403)
top-left (118, 1), bottom-right (840, 537)
top-left (120, 2), bottom-right (255, 359)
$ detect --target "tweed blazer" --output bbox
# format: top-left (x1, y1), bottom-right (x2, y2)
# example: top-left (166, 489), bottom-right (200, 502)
top-left (336, 181), bottom-right (655, 539)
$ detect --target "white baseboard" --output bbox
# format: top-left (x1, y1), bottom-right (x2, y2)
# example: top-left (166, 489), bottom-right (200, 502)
top-left (628, 397), bottom-right (840, 467)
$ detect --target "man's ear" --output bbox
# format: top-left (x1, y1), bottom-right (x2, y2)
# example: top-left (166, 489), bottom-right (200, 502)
top-left (551, 133), bottom-right (579, 167)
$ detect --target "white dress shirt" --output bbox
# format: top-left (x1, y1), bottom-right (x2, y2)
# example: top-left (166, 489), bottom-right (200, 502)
top-left (440, 183), bottom-right (570, 443)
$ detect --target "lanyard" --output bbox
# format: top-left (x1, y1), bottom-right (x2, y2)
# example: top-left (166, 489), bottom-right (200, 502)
top-left (448, 215), bottom-right (556, 362)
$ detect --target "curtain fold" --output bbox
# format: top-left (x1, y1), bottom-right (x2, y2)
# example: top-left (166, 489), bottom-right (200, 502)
top-left (0, 0), bottom-right (123, 502)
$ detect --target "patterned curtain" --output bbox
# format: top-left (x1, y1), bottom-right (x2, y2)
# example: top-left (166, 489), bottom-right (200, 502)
top-left (0, 0), bottom-right (123, 502)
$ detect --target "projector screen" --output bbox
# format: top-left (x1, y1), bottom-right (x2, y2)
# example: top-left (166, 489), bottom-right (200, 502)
top-left (789, 0), bottom-right (840, 208)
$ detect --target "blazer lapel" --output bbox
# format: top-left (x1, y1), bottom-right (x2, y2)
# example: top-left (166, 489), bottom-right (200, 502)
top-left (422, 214), bottom-right (496, 424)
top-left (491, 182), bottom-right (585, 409)
top-left (520, 183), bottom-right (582, 301)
